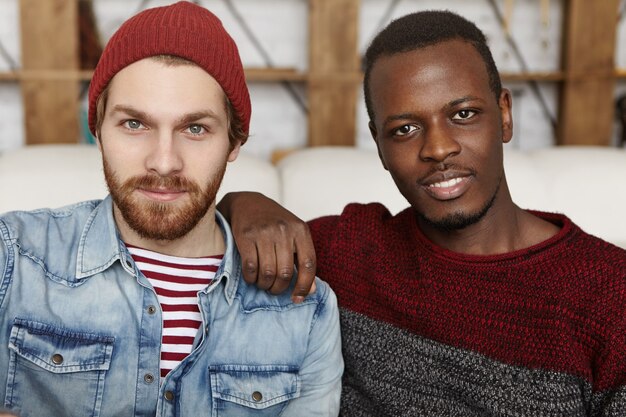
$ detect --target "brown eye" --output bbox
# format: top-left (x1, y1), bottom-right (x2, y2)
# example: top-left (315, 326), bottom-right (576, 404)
top-left (452, 109), bottom-right (476, 120)
top-left (394, 125), bottom-right (417, 136)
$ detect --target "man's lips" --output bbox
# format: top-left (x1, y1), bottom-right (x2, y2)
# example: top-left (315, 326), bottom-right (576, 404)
top-left (420, 173), bottom-right (473, 201)
top-left (137, 187), bottom-right (187, 202)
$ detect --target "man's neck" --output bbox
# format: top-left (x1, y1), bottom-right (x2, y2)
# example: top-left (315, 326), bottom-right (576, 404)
top-left (114, 205), bottom-right (225, 258)
top-left (418, 201), bottom-right (560, 256)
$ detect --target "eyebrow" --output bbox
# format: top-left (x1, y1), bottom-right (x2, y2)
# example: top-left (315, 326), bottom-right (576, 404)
top-left (109, 105), bottom-right (152, 124)
top-left (109, 105), bottom-right (224, 127)
top-left (382, 113), bottom-right (419, 128)
top-left (447, 95), bottom-right (482, 108)
top-left (381, 95), bottom-right (483, 127)
top-left (175, 110), bottom-right (224, 127)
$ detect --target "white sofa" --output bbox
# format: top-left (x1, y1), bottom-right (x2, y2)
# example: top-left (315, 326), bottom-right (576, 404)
top-left (1, 144), bottom-right (625, 249)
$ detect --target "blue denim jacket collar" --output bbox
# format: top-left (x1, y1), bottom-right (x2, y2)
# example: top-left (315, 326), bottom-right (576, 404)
top-left (75, 196), bottom-right (124, 280)
top-left (212, 209), bottom-right (240, 306)
top-left (76, 195), bottom-right (239, 305)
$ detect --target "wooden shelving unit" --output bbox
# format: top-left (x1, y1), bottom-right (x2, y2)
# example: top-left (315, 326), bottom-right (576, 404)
top-left (500, 71), bottom-right (566, 82)
top-left (557, 0), bottom-right (620, 146)
top-left (0, 68), bottom-right (308, 83)
top-left (1, 0), bottom-right (623, 147)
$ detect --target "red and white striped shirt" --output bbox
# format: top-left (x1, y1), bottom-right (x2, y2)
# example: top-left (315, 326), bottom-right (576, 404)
top-left (127, 245), bottom-right (223, 378)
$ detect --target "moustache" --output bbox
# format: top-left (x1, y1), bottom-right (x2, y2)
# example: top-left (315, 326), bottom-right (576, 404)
top-left (421, 162), bottom-right (476, 178)
top-left (122, 175), bottom-right (201, 194)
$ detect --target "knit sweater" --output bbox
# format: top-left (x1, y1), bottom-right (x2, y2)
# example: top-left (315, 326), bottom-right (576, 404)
top-left (308, 203), bottom-right (626, 417)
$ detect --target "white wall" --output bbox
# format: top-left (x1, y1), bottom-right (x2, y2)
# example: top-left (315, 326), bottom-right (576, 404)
top-left (0, 0), bottom-right (22, 151)
top-left (1, 0), bottom-right (625, 157)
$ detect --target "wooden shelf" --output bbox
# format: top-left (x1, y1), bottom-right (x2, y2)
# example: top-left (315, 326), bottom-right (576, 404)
top-left (0, 70), bottom-right (92, 82)
top-left (0, 68), bottom-right (308, 83)
top-left (0, 70), bottom-right (564, 84)
top-left (0, 72), bottom-right (18, 81)
top-left (500, 71), bottom-right (565, 82)
top-left (613, 69), bottom-right (626, 79)
top-left (244, 68), bottom-right (307, 82)
top-left (1, 69), bottom-right (570, 83)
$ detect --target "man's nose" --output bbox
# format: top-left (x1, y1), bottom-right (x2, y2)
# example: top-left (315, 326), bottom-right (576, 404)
top-left (146, 133), bottom-right (183, 177)
top-left (418, 121), bottom-right (461, 162)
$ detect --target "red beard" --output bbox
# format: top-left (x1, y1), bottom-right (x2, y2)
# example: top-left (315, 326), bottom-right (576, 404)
top-left (103, 159), bottom-right (226, 241)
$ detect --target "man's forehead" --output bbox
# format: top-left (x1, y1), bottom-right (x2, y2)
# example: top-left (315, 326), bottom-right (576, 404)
top-left (376, 39), bottom-right (482, 71)
top-left (370, 40), bottom-right (490, 93)
top-left (368, 40), bottom-right (495, 120)
top-left (107, 58), bottom-right (226, 97)
top-left (104, 60), bottom-right (228, 122)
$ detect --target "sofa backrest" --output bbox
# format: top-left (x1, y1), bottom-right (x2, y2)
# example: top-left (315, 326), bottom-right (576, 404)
top-left (1, 144), bottom-right (625, 249)
top-left (277, 146), bottom-right (626, 249)
top-left (0, 145), bottom-right (107, 211)
top-left (0, 144), bottom-right (280, 213)
top-left (503, 146), bottom-right (626, 249)
top-left (277, 147), bottom-right (407, 220)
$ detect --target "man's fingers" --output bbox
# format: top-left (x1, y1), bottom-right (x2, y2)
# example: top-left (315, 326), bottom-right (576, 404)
top-left (291, 233), bottom-right (317, 303)
top-left (291, 257), bottom-right (317, 303)
top-left (268, 239), bottom-right (297, 295)
top-left (238, 240), bottom-right (259, 285)
top-left (221, 192), bottom-right (316, 296)
top-left (255, 241), bottom-right (277, 291)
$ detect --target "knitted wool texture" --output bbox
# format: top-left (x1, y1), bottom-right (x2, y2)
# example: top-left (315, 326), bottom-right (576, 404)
top-left (88, 1), bottom-right (251, 136)
top-left (309, 203), bottom-right (626, 416)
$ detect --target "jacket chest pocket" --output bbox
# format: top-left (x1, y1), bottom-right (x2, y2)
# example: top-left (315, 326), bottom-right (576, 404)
top-left (5, 319), bottom-right (114, 417)
top-left (210, 365), bottom-right (300, 417)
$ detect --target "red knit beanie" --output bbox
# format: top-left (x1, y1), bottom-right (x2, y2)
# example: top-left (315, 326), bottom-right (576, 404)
top-left (88, 1), bottom-right (251, 137)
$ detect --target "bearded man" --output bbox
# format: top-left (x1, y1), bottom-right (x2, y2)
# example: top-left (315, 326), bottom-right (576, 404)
top-left (220, 10), bottom-right (626, 417)
top-left (0, 3), bottom-right (341, 416)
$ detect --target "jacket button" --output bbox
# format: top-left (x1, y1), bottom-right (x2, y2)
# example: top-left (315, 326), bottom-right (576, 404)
top-left (51, 354), bottom-right (64, 365)
top-left (144, 373), bottom-right (155, 384)
top-left (252, 391), bottom-right (263, 402)
top-left (147, 305), bottom-right (157, 314)
top-left (164, 391), bottom-right (175, 401)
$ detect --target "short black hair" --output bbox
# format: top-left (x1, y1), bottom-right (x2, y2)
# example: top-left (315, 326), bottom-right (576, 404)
top-left (363, 10), bottom-right (502, 122)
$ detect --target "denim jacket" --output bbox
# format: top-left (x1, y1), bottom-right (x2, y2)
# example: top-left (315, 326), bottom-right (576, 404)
top-left (0, 197), bottom-right (343, 417)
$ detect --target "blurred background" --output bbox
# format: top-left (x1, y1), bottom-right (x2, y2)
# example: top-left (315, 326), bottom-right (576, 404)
top-left (1, 0), bottom-right (626, 161)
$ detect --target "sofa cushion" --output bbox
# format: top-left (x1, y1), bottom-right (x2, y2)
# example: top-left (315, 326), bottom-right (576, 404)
top-left (505, 146), bottom-right (626, 249)
top-left (0, 144), bottom-right (280, 213)
top-left (277, 147), bottom-right (408, 221)
top-left (278, 146), bottom-right (626, 249)
top-left (1, 144), bottom-right (624, 249)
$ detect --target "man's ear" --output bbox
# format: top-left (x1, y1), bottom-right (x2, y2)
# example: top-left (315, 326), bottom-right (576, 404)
top-left (227, 141), bottom-right (241, 162)
top-left (368, 120), bottom-right (377, 140)
top-left (369, 120), bottom-right (388, 171)
top-left (499, 88), bottom-right (513, 144)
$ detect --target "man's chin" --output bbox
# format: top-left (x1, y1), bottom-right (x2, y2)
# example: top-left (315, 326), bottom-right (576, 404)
top-left (417, 201), bottom-right (495, 233)
top-left (131, 225), bottom-right (192, 241)
top-left (418, 211), bottom-right (485, 232)
top-left (103, 156), bottom-right (228, 243)
top-left (416, 183), bottom-right (500, 233)
top-left (115, 197), bottom-right (209, 241)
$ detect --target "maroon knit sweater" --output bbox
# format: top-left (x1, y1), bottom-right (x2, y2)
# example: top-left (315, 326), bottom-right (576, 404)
top-left (309, 203), bottom-right (626, 417)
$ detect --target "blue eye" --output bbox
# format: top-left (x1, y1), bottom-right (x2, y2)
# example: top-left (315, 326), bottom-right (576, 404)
top-left (123, 120), bottom-right (144, 130)
top-left (186, 124), bottom-right (207, 136)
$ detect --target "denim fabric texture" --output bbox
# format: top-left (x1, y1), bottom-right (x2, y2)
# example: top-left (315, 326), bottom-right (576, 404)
top-left (0, 197), bottom-right (343, 417)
